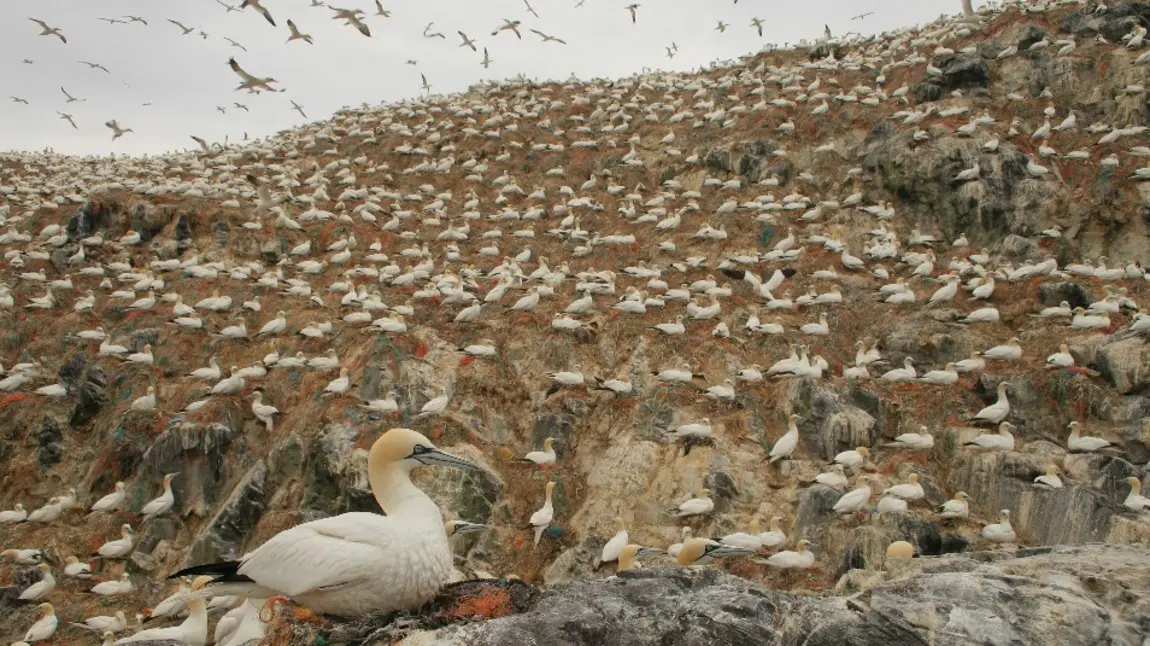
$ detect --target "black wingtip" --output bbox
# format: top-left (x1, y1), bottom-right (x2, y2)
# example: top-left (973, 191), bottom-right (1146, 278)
top-left (719, 268), bottom-right (745, 281)
top-left (168, 560), bottom-right (242, 580)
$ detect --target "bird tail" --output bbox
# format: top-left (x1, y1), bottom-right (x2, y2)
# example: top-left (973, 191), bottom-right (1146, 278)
top-left (169, 560), bottom-right (244, 580)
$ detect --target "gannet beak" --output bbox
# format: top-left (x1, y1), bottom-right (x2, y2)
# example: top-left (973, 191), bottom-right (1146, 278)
top-left (452, 522), bottom-right (488, 535)
top-left (636, 547), bottom-right (664, 557)
top-left (413, 447), bottom-right (479, 470)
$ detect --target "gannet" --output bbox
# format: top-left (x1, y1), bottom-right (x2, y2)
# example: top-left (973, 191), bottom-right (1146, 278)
top-left (29, 18), bottom-right (66, 43)
top-left (170, 429), bottom-right (479, 615)
top-left (884, 427), bottom-right (934, 450)
top-left (761, 539), bottom-right (816, 569)
top-left (115, 576), bottom-right (212, 645)
top-left (19, 564), bottom-right (55, 601)
top-left (719, 519), bottom-right (763, 551)
top-left (939, 492), bottom-right (971, 519)
top-left (965, 422), bottom-right (1016, 451)
top-left (91, 572), bottom-right (134, 596)
top-left (768, 414), bottom-right (801, 463)
top-left (833, 446), bottom-right (870, 471)
top-left (64, 556), bottom-right (91, 578)
top-left (1124, 477), bottom-right (1150, 511)
top-left (675, 538), bottom-right (753, 566)
top-left (883, 474), bottom-right (925, 501)
top-left (1046, 344), bottom-right (1075, 368)
top-left (94, 524), bottom-right (135, 558)
top-left (833, 476), bottom-right (873, 516)
top-left (528, 481), bottom-right (556, 546)
top-left (2, 549), bottom-right (44, 565)
top-left (143, 579), bottom-right (191, 622)
top-left (598, 518), bottom-right (629, 567)
top-left (672, 489), bottom-right (713, 517)
top-left (250, 392), bottom-right (279, 431)
top-left (616, 545), bottom-right (662, 573)
top-left (981, 509), bottom-right (1016, 543)
top-left (971, 382), bottom-right (1011, 423)
top-left (141, 474), bottom-right (178, 520)
top-left (1034, 465), bottom-right (1063, 489)
top-left (0, 503), bottom-right (27, 524)
top-left (27, 497), bottom-right (63, 521)
top-left (519, 438), bottom-right (558, 466)
top-left (982, 338), bottom-right (1022, 361)
top-left (23, 603), bottom-right (57, 642)
top-left (1066, 421), bottom-right (1111, 452)
top-left (71, 610), bottom-right (127, 634)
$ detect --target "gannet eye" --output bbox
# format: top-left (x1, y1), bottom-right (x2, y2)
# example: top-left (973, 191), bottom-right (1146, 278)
top-left (410, 444), bottom-right (431, 456)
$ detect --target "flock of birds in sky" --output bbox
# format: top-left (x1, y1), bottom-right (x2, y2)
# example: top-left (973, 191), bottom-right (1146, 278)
top-left (1, 0), bottom-right (1150, 645)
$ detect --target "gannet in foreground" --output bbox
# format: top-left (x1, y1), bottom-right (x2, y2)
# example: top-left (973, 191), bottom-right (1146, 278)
top-left (1067, 421), bottom-right (1111, 452)
top-left (616, 544), bottom-right (663, 572)
top-left (598, 517), bottom-right (629, 567)
top-left (982, 509), bottom-right (1017, 543)
top-left (115, 576), bottom-right (212, 645)
top-left (675, 538), bottom-right (753, 566)
top-left (170, 429), bottom-right (479, 615)
top-left (24, 602), bottom-right (57, 642)
top-left (939, 492), bottom-right (971, 519)
top-left (528, 481), bottom-right (556, 546)
top-left (760, 540), bottom-right (816, 569)
top-left (1124, 477), bottom-right (1149, 511)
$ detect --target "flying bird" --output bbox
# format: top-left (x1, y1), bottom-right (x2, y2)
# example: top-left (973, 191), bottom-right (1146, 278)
top-left (423, 23), bottom-right (446, 39)
top-left (61, 87), bottom-right (85, 103)
top-left (58, 112), bottom-right (77, 129)
top-left (167, 19), bottom-right (195, 35)
top-left (715, 21), bottom-right (728, 33)
top-left (287, 19), bottom-right (313, 43)
top-left (529, 29), bottom-right (567, 44)
top-left (852, 11), bottom-right (874, 20)
top-left (190, 135), bottom-right (212, 152)
top-left (22, 59), bottom-right (33, 64)
top-left (524, 0), bottom-right (540, 18)
top-left (330, 7), bottom-right (372, 37)
top-left (227, 57), bottom-right (281, 93)
top-left (492, 19), bottom-right (522, 38)
top-left (124, 15), bottom-right (148, 25)
top-left (750, 17), bottom-right (763, 37)
top-left (405, 59), bottom-right (418, 66)
top-left (233, 102), bottom-right (250, 111)
top-left (374, 0), bottom-right (391, 17)
top-left (10, 97), bottom-right (29, 104)
top-left (216, 105), bottom-right (228, 114)
top-left (420, 73), bottom-right (432, 94)
top-left (105, 120), bottom-right (133, 140)
top-left (625, 3), bottom-right (640, 23)
top-left (458, 31), bottom-right (477, 51)
top-left (98, 17), bottom-right (128, 25)
top-left (481, 48), bottom-right (493, 69)
top-left (80, 61), bottom-right (111, 73)
top-left (29, 18), bottom-right (67, 43)
top-left (290, 100), bottom-right (308, 119)
top-left (666, 46), bottom-right (675, 59)
top-left (241, 0), bottom-right (277, 26)
top-left (224, 37), bottom-right (248, 51)
top-left (216, 0), bottom-right (240, 12)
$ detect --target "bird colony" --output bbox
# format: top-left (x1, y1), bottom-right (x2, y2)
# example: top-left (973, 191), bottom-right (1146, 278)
top-left (3, 1), bottom-right (1150, 645)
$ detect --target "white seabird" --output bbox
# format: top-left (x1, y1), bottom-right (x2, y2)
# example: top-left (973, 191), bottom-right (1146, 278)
top-left (939, 492), bottom-right (971, 519)
top-left (1034, 465), bottom-right (1063, 489)
top-left (760, 539), bottom-right (816, 569)
top-left (672, 489), bottom-right (714, 517)
top-left (598, 517), bottom-right (629, 567)
top-left (674, 538), bottom-right (753, 566)
top-left (981, 509), bottom-right (1017, 543)
top-left (964, 422), bottom-right (1015, 451)
top-left (528, 481), bottom-right (556, 546)
top-left (169, 429), bottom-right (480, 616)
top-left (768, 414), bottom-right (801, 463)
top-left (115, 576), bottom-right (212, 645)
top-left (1123, 477), bottom-right (1149, 511)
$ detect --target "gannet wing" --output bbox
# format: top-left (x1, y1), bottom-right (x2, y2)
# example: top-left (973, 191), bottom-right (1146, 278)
top-left (237, 512), bottom-right (403, 597)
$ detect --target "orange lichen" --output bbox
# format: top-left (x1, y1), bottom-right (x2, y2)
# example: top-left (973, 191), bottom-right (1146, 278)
top-left (439, 587), bottom-right (517, 621)
top-left (0, 393), bottom-right (28, 408)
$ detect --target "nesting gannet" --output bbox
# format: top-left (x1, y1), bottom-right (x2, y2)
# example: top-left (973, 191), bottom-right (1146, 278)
top-left (1034, 465), bottom-right (1063, 489)
top-left (1123, 477), bottom-right (1149, 511)
top-left (71, 610), bottom-right (127, 634)
top-left (171, 429), bottom-right (479, 615)
top-left (719, 519), bottom-right (763, 551)
top-left (23, 603), bottom-right (57, 642)
top-left (64, 556), bottom-right (92, 578)
top-left (250, 392), bottom-right (279, 431)
top-left (0, 503), bottom-right (27, 524)
top-left (616, 544), bottom-right (663, 573)
top-left (768, 413), bottom-right (801, 463)
top-left (144, 579), bottom-right (191, 622)
top-left (19, 564), bottom-right (55, 601)
top-left (884, 427), bottom-right (934, 450)
top-left (667, 527), bottom-right (692, 558)
top-left (671, 489), bottom-right (714, 517)
top-left (939, 492), bottom-right (971, 519)
top-left (833, 476), bottom-right (873, 516)
top-left (27, 497), bottom-right (63, 522)
top-left (115, 576), bottom-right (212, 645)
top-left (1067, 421), bottom-right (1111, 452)
top-left (964, 422), bottom-right (1015, 451)
top-left (2, 549), bottom-right (44, 565)
top-left (884, 474), bottom-right (925, 501)
top-left (970, 382), bottom-right (1011, 424)
top-left (761, 540), bottom-right (816, 569)
top-left (528, 481), bottom-right (556, 546)
top-left (598, 517), bottom-right (629, 567)
top-left (833, 446), bottom-right (870, 471)
top-left (675, 538), bottom-right (753, 566)
top-left (981, 510), bottom-right (1017, 543)
top-left (94, 524), bottom-right (135, 558)
top-left (519, 438), bottom-right (558, 467)
top-left (141, 474), bottom-right (178, 520)
top-left (91, 571), bottom-right (134, 595)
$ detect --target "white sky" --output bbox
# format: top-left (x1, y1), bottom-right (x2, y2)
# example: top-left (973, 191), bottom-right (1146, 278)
top-left (2, 0), bottom-right (961, 156)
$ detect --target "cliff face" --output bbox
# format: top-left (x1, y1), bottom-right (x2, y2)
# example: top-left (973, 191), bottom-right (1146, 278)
top-left (2, 1), bottom-right (1150, 645)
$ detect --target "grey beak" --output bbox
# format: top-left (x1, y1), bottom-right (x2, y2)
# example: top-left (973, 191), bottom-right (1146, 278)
top-left (636, 547), bottom-right (664, 558)
top-left (450, 522), bottom-right (488, 536)
top-left (416, 448), bottom-right (479, 471)
top-left (706, 544), bottom-right (755, 559)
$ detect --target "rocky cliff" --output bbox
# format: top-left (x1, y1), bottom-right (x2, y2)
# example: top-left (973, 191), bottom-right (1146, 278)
top-left (2, 1), bottom-right (1150, 645)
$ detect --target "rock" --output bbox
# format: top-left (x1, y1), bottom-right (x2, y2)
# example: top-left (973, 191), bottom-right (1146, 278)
top-left (137, 423), bottom-right (237, 518)
top-left (69, 364), bottom-right (107, 428)
top-left (999, 233), bottom-right (1036, 260)
top-left (791, 382), bottom-right (877, 461)
top-left (735, 140), bottom-right (782, 183)
top-left (174, 213), bottom-right (192, 248)
top-left (1015, 24), bottom-right (1047, 51)
top-left (66, 201), bottom-right (112, 238)
top-left (1093, 337), bottom-right (1150, 395)
top-left (130, 203), bottom-right (167, 241)
top-left (1059, 3), bottom-right (1150, 42)
top-left (301, 424), bottom-right (378, 516)
top-left (56, 351), bottom-right (87, 390)
top-left (328, 545), bottom-right (1150, 646)
top-left (1037, 281), bottom-right (1093, 308)
top-left (38, 416), bottom-right (63, 469)
top-left (212, 219), bottom-right (230, 246)
top-left (130, 328), bottom-right (161, 351)
top-left (704, 148), bottom-right (733, 174)
top-left (185, 459), bottom-right (269, 566)
top-left (913, 54), bottom-right (990, 103)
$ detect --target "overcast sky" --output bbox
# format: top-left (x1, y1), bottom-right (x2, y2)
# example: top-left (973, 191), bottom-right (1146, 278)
top-left (2, 0), bottom-right (962, 156)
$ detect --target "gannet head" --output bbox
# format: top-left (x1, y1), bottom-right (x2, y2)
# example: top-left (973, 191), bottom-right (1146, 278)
top-left (444, 520), bottom-right (488, 537)
top-left (618, 544), bottom-right (663, 571)
top-left (370, 427), bottom-right (478, 473)
top-left (38, 602), bottom-right (54, 616)
top-left (676, 538), bottom-right (752, 566)
top-left (886, 540), bottom-right (914, 559)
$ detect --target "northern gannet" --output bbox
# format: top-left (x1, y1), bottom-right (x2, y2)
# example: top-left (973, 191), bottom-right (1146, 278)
top-left (70, 610), bottom-right (127, 634)
top-left (2, 548), bottom-right (44, 565)
top-left (29, 18), bottom-right (66, 43)
top-left (1034, 465), bottom-right (1063, 489)
top-left (833, 476), bottom-right (873, 516)
top-left (528, 481), bottom-right (556, 546)
top-left (833, 446), bottom-right (870, 471)
top-left (0, 503), bottom-right (27, 523)
top-left (19, 564), bottom-right (55, 601)
top-left (884, 427), bottom-right (934, 450)
top-left (141, 473), bottom-right (178, 520)
top-left (965, 422), bottom-right (1016, 451)
top-left (971, 382), bottom-right (1011, 424)
top-left (598, 517), bottom-right (629, 567)
top-left (94, 524), bottom-right (135, 558)
top-left (768, 413), bottom-right (801, 463)
top-left (671, 489), bottom-right (714, 517)
top-left (883, 474), bottom-right (925, 501)
top-left (758, 516), bottom-right (787, 549)
top-left (1124, 477), bottom-right (1150, 511)
top-left (519, 438), bottom-right (558, 467)
top-left (981, 509), bottom-right (1017, 543)
top-left (114, 576), bottom-right (212, 645)
top-left (1066, 421), bottom-right (1111, 452)
top-left (675, 538), bottom-right (752, 566)
top-left (939, 492), bottom-right (971, 519)
top-left (64, 556), bottom-right (92, 578)
top-left (760, 539), bottom-right (815, 569)
top-left (616, 544), bottom-right (662, 573)
top-left (170, 429), bottom-right (480, 615)
top-left (23, 603), bottom-right (57, 642)
top-left (91, 571), bottom-right (134, 595)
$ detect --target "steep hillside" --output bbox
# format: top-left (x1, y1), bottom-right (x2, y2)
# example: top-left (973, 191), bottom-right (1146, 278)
top-left (1, 1), bottom-right (1150, 645)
